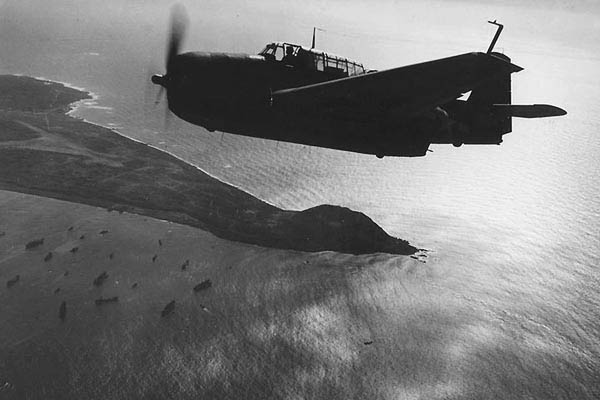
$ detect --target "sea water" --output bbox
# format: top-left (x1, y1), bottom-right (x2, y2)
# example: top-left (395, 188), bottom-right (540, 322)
top-left (1, 0), bottom-right (599, 398)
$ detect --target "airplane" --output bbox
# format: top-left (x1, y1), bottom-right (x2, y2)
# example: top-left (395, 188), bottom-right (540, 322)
top-left (151, 6), bottom-right (566, 158)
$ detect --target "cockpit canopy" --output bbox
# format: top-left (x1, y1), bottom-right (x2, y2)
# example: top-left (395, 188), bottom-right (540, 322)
top-left (259, 42), bottom-right (366, 77)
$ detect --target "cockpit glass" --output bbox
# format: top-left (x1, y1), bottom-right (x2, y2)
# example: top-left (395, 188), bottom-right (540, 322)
top-left (348, 63), bottom-right (356, 75)
top-left (260, 43), bottom-right (286, 61)
top-left (274, 45), bottom-right (284, 61)
top-left (260, 42), bottom-right (367, 75)
top-left (314, 54), bottom-right (324, 71)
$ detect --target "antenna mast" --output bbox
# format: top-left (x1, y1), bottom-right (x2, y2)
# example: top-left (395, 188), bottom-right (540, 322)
top-left (486, 20), bottom-right (504, 53)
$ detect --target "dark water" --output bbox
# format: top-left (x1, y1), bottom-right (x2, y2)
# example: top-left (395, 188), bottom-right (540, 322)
top-left (1, 1), bottom-right (599, 398)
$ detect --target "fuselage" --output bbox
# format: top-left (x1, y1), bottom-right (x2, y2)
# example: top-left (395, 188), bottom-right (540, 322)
top-left (151, 21), bottom-right (565, 158)
top-left (159, 46), bottom-right (484, 157)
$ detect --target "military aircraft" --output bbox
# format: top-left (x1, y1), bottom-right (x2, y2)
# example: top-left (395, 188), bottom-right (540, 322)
top-left (151, 6), bottom-right (566, 158)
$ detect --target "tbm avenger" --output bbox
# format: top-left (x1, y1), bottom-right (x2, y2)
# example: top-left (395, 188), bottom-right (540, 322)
top-left (151, 7), bottom-right (566, 158)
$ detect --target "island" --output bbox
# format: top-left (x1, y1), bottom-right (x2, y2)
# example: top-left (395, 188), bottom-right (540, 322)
top-left (0, 75), bottom-right (416, 255)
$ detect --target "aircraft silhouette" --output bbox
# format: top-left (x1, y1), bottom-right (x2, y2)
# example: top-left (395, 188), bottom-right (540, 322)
top-left (151, 7), bottom-right (566, 158)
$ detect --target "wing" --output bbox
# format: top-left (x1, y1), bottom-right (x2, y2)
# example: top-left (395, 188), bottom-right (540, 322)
top-left (272, 52), bottom-right (522, 121)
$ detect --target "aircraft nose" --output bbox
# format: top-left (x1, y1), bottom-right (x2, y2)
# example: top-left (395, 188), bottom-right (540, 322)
top-left (151, 74), bottom-right (166, 87)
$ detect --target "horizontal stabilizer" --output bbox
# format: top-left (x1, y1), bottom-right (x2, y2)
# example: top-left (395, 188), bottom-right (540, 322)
top-left (492, 104), bottom-right (567, 118)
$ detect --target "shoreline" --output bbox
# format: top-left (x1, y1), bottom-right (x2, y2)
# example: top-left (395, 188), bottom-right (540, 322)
top-left (0, 74), bottom-right (417, 255)
top-left (38, 74), bottom-right (287, 210)
top-left (12, 73), bottom-right (102, 116)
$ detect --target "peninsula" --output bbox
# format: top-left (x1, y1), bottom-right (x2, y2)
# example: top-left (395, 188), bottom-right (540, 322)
top-left (0, 75), bottom-right (416, 255)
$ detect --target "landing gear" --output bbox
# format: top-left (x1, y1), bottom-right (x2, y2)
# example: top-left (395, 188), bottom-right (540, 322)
top-left (452, 122), bottom-right (468, 147)
top-left (376, 153), bottom-right (384, 159)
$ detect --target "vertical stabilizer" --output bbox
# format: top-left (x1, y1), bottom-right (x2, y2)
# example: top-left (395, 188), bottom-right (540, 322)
top-left (467, 53), bottom-right (512, 137)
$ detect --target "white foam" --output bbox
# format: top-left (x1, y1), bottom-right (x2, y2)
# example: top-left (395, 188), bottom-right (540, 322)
top-left (27, 75), bottom-right (102, 119)
top-left (33, 76), bottom-right (281, 209)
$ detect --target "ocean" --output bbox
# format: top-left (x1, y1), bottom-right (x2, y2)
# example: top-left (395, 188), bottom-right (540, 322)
top-left (1, 0), bottom-right (599, 398)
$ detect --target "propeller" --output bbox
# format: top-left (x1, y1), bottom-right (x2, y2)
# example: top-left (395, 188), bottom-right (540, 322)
top-left (151, 4), bottom-right (189, 91)
top-left (150, 4), bottom-right (189, 129)
top-left (166, 3), bottom-right (188, 73)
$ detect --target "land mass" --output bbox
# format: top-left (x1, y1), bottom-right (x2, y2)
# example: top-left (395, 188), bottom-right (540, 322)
top-left (0, 75), bottom-right (416, 255)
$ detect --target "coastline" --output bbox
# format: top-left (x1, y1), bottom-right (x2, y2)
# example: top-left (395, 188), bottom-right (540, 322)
top-left (0, 74), bottom-right (417, 255)
top-left (48, 73), bottom-right (286, 209)
top-left (12, 73), bottom-right (102, 117)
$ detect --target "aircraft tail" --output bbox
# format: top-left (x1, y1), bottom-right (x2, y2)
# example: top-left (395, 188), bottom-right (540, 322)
top-left (466, 52), bottom-right (566, 133)
top-left (440, 24), bottom-right (567, 148)
top-left (464, 52), bottom-right (513, 143)
top-left (468, 54), bottom-right (512, 106)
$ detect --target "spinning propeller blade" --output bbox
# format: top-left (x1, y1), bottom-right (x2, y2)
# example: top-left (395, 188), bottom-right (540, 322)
top-left (155, 87), bottom-right (165, 105)
top-left (166, 3), bottom-right (188, 74)
top-left (151, 3), bottom-right (189, 89)
top-left (148, 4), bottom-right (189, 129)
